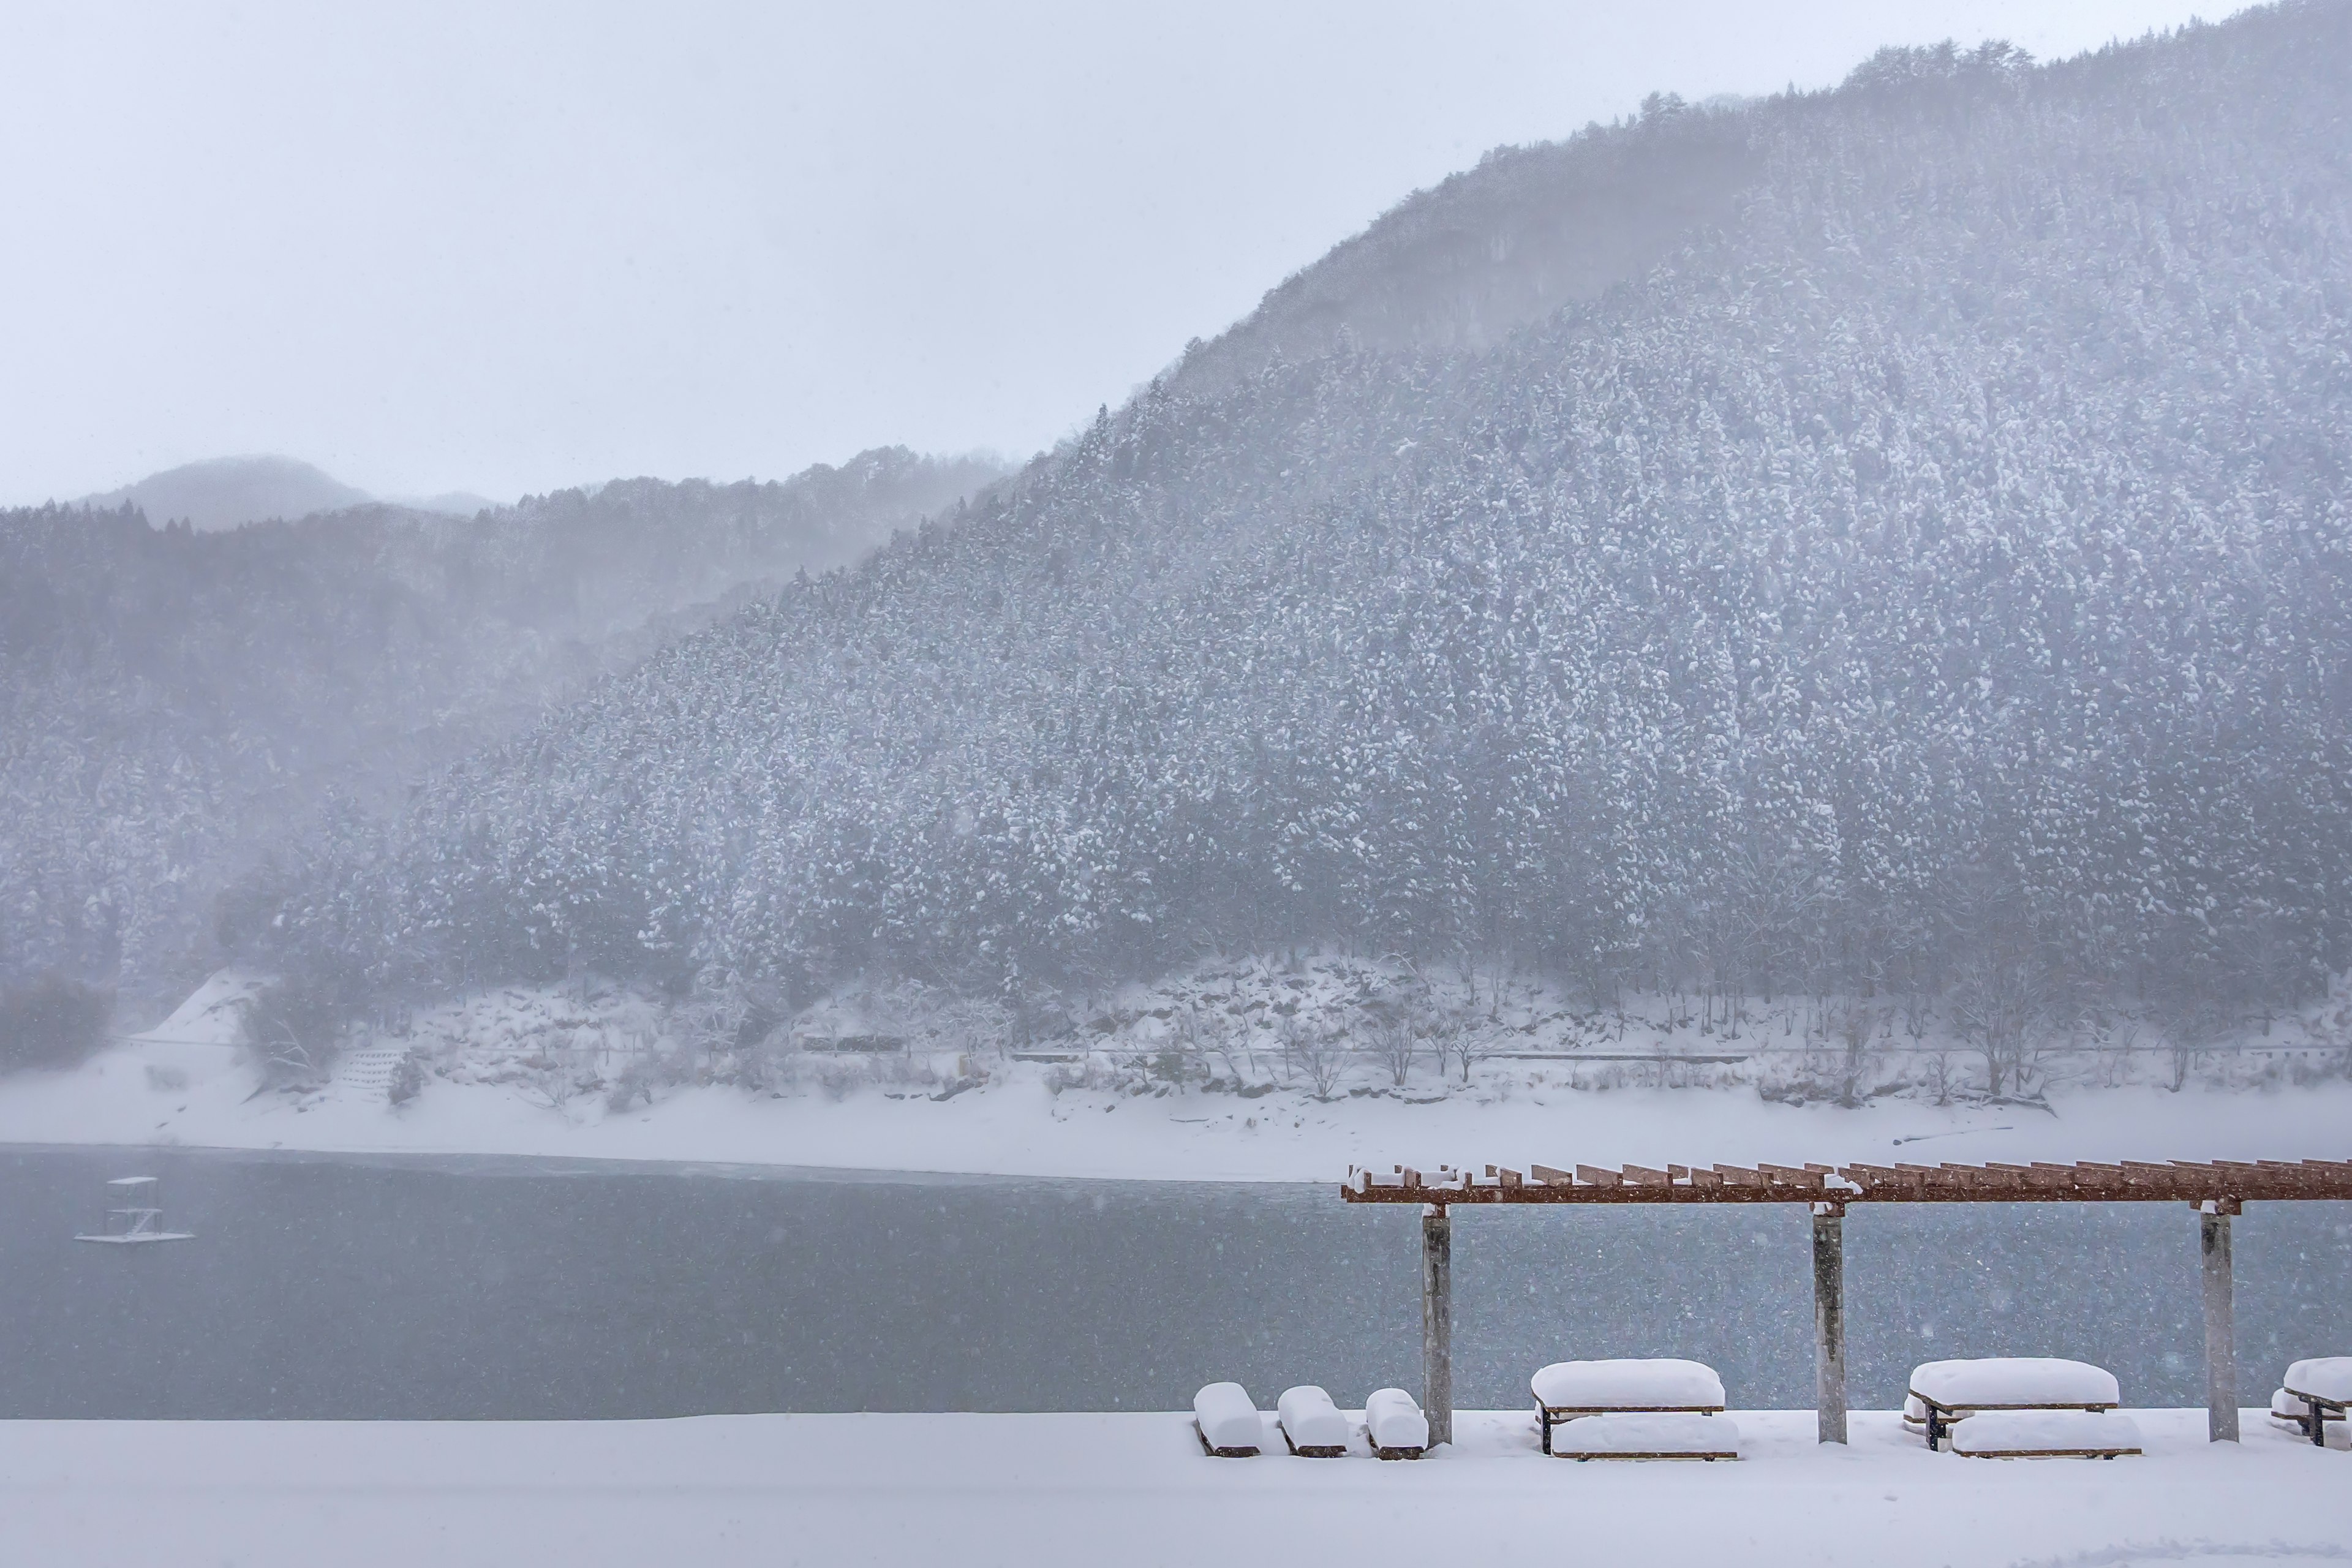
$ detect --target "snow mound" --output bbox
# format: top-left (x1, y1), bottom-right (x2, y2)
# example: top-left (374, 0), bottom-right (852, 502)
top-left (1276, 1386), bottom-right (1348, 1453)
top-left (1193, 1383), bottom-right (1262, 1454)
top-left (1910, 1358), bottom-right (2119, 1410)
top-left (1532, 1359), bottom-right (1725, 1411)
top-left (1365, 1389), bottom-right (1427, 1453)
top-left (1551, 1412), bottom-right (1740, 1459)
top-left (134, 968), bottom-right (268, 1047)
top-left (1950, 1410), bottom-right (2143, 1457)
top-left (2282, 1357), bottom-right (2352, 1404)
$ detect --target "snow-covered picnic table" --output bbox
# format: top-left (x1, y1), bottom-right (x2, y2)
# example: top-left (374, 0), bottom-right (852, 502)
top-left (1530, 1359), bottom-right (1727, 1453)
top-left (1908, 1359), bottom-right (2120, 1449)
top-left (2280, 1357), bottom-right (2352, 1448)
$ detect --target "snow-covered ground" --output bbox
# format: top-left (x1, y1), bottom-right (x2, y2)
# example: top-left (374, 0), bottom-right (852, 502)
top-left (2, 962), bottom-right (2346, 1182)
top-left (0, 1408), bottom-right (2342, 1568)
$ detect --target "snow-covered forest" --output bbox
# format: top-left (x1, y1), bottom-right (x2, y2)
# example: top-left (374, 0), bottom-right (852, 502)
top-left (0, 450), bottom-right (1001, 998)
top-left (13, 6), bottom-right (2352, 1101)
top-left (216, 8), bottom-right (2352, 1076)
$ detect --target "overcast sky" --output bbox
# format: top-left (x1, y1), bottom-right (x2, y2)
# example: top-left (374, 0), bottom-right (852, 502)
top-left (2, 0), bottom-right (2221, 505)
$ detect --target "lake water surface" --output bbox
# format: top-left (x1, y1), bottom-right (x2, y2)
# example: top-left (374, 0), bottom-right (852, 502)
top-left (3, 1145), bottom-right (2345, 1419)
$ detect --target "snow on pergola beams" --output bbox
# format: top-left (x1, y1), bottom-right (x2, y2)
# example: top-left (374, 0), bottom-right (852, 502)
top-left (1341, 1158), bottom-right (2352, 1208)
top-left (1344, 1158), bottom-right (2352, 1453)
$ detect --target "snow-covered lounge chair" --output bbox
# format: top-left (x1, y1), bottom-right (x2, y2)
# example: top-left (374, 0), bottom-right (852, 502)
top-left (1551, 1412), bottom-right (1741, 1461)
top-left (1277, 1385), bottom-right (1349, 1457)
top-left (1194, 1382), bottom-right (1264, 1457)
top-left (1908, 1359), bottom-right (2120, 1450)
top-left (1364, 1388), bottom-right (1428, 1460)
top-left (1530, 1359), bottom-right (1726, 1455)
top-left (2282, 1358), bottom-right (2352, 1449)
top-left (1950, 1411), bottom-right (2142, 1459)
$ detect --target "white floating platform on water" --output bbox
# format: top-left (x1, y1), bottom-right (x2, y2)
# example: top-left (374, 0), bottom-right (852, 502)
top-left (0, 1408), bottom-right (2339, 1568)
top-left (71, 1176), bottom-right (194, 1245)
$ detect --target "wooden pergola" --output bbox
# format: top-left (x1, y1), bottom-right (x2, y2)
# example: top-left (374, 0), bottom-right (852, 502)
top-left (1342, 1158), bottom-right (2352, 1447)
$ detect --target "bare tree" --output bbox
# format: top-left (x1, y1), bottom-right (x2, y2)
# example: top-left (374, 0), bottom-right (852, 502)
top-left (2154, 993), bottom-right (2236, 1094)
top-left (1829, 1000), bottom-right (1882, 1106)
top-left (1428, 1004), bottom-right (1501, 1088)
top-left (239, 977), bottom-right (348, 1088)
top-left (1281, 1016), bottom-right (1350, 1101)
top-left (1364, 1009), bottom-right (1421, 1088)
top-left (1949, 952), bottom-right (2061, 1100)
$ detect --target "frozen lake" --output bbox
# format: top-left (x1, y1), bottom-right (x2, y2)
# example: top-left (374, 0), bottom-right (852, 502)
top-left (2, 1145), bottom-right (2346, 1419)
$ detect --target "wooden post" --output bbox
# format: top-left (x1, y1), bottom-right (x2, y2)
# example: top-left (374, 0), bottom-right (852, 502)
top-left (1812, 1202), bottom-right (1847, 1444)
top-left (1421, 1202), bottom-right (1453, 1447)
top-left (2200, 1204), bottom-right (2239, 1442)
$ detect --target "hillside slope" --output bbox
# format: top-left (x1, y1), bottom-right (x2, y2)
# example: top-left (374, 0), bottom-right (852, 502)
top-left (257, 7), bottom-right (2352, 1048)
top-left (0, 448), bottom-right (1002, 1001)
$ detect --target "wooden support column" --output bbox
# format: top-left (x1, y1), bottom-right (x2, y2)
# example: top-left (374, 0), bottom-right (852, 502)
top-left (1420, 1202), bottom-right (1453, 1447)
top-left (2200, 1202), bottom-right (2239, 1442)
top-left (1812, 1202), bottom-right (1847, 1444)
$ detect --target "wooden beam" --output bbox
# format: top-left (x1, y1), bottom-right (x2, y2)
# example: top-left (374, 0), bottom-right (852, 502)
top-left (1340, 1158), bottom-right (2352, 1206)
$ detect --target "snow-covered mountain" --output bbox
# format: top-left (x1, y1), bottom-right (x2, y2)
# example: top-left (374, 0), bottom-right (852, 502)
top-left (219, 8), bottom-right (2352, 1061)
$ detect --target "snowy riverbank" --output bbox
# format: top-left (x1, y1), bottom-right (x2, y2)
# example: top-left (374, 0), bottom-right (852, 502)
top-left (3, 1030), bottom-right (2350, 1182)
top-left (1, 1408), bottom-right (2343, 1567)
top-left (4, 965), bottom-right (2347, 1181)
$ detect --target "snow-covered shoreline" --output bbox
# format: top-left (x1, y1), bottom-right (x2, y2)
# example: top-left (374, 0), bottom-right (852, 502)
top-left (6, 1033), bottom-right (2350, 1183)
top-left (1, 1408), bottom-right (2343, 1568)
top-left (7, 965), bottom-right (2344, 1183)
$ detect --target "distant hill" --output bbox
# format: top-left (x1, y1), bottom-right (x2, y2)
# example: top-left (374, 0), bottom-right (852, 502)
top-left (245, 4), bottom-right (2352, 1044)
top-left (72, 456), bottom-right (504, 531)
top-left (388, 490), bottom-right (502, 518)
top-left (77, 456), bottom-right (375, 532)
top-left (1, 447), bottom-right (1006, 1001)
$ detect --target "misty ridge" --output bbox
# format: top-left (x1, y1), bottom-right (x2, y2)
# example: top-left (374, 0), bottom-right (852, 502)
top-left (9, 3), bottom-right (2352, 1100)
top-left (0, 448), bottom-right (1005, 1026)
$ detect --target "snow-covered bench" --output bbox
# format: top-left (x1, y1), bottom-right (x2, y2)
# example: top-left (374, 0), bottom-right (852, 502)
top-left (1551, 1412), bottom-right (1741, 1461)
top-left (2281, 1358), bottom-right (2352, 1449)
top-left (1950, 1410), bottom-right (2142, 1460)
top-left (1530, 1359), bottom-right (1727, 1455)
top-left (1364, 1389), bottom-right (1428, 1460)
top-left (1908, 1359), bottom-right (2120, 1450)
top-left (2269, 1386), bottom-right (2335, 1436)
top-left (1193, 1382), bottom-right (1263, 1457)
top-left (1276, 1385), bottom-right (1349, 1458)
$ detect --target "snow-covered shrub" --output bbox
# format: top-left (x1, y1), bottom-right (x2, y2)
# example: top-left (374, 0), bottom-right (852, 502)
top-left (385, 1049), bottom-right (428, 1108)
